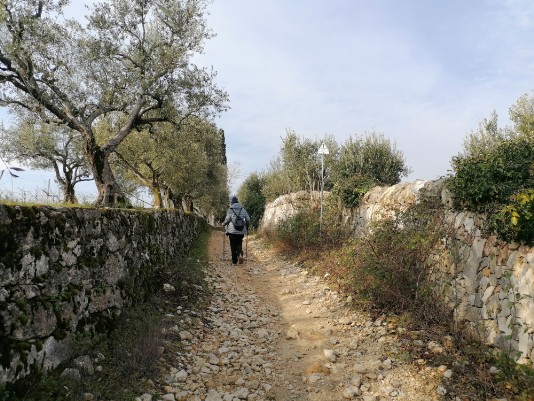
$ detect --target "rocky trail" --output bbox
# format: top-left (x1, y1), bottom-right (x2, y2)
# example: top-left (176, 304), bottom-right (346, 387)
top-left (138, 231), bottom-right (449, 401)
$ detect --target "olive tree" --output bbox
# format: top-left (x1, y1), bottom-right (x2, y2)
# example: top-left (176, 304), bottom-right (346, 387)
top-left (0, 111), bottom-right (91, 203)
top-left (330, 132), bottom-right (411, 208)
top-left (263, 131), bottom-right (338, 200)
top-left (115, 117), bottom-right (228, 212)
top-left (460, 111), bottom-right (510, 158)
top-left (162, 120), bottom-right (228, 213)
top-left (0, 0), bottom-right (227, 206)
top-left (509, 91), bottom-right (534, 139)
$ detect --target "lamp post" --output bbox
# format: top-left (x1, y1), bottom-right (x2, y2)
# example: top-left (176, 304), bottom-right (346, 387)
top-left (317, 142), bottom-right (329, 236)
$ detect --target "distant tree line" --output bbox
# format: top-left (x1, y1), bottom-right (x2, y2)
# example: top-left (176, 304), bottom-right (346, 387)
top-left (0, 0), bottom-right (229, 214)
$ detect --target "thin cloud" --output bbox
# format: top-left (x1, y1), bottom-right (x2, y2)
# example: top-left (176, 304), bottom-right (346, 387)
top-left (2, 0), bottom-right (534, 196)
top-left (197, 0), bottom-right (534, 192)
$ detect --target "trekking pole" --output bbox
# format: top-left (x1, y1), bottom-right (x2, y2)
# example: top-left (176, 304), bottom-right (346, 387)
top-left (221, 228), bottom-right (225, 261)
top-left (245, 234), bottom-right (248, 262)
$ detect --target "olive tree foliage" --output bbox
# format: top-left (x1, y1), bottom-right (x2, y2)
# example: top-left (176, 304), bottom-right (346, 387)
top-left (262, 130), bottom-right (339, 201)
top-left (114, 117), bottom-right (228, 213)
top-left (330, 132), bottom-right (411, 208)
top-left (0, 0), bottom-right (228, 206)
top-left (162, 120), bottom-right (228, 214)
top-left (460, 111), bottom-right (513, 158)
top-left (260, 130), bottom-right (409, 208)
top-left (237, 172), bottom-right (266, 229)
top-left (0, 110), bottom-right (91, 203)
top-left (509, 91), bottom-right (534, 139)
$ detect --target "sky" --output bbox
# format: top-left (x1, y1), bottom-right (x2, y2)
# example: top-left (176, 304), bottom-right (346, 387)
top-left (2, 0), bottom-right (534, 199)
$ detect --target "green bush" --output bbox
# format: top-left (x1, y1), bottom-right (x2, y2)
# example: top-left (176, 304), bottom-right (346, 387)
top-left (330, 132), bottom-right (410, 208)
top-left (332, 174), bottom-right (376, 209)
top-left (275, 208), bottom-right (321, 250)
top-left (273, 200), bottom-right (349, 251)
top-left (448, 134), bottom-right (534, 244)
top-left (448, 137), bottom-right (534, 213)
top-left (492, 189), bottom-right (534, 243)
top-left (237, 173), bottom-right (266, 229)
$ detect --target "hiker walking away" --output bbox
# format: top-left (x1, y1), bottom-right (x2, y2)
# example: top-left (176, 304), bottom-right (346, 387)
top-left (223, 196), bottom-right (251, 265)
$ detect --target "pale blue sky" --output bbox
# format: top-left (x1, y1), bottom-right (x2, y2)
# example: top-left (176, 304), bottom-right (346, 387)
top-left (198, 0), bottom-right (534, 191)
top-left (2, 0), bottom-right (534, 199)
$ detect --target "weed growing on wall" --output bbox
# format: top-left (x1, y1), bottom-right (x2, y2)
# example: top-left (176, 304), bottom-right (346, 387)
top-left (275, 208), bottom-right (321, 250)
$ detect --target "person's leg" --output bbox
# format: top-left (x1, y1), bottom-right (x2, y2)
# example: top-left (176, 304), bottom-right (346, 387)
top-left (228, 234), bottom-right (239, 264)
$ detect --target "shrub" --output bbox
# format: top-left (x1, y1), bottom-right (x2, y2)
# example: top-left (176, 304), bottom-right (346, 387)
top-left (275, 208), bottom-right (321, 250)
top-left (338, 191), bottom-right (449, 317)
top-left (237, 173), bottom-right (266, 229)
top-left (449, 137), bottom-right (534, 213)
top-left (492, 189), bottom-right (534, 243)
top-left (272, 199), bottom-right (350, 251)
top-left (330, 132), bottom-right (410, 208)
top-left (332, 174), bottom-right (376, 209)
top-left (448, 133), bottom-right (534, 244)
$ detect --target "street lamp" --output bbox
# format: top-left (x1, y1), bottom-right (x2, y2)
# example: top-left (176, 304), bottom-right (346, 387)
top-left (317, 142), bottom-right (329, 236)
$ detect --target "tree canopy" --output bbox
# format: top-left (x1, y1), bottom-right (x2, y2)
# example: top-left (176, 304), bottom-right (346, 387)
top-left (1, 109), bottom-right (91, 203)
top-left (262, 131), bottom-right (338, 201)
top-left (0, 0), bottom-right (228, 206)
top-left (255, 130), bottom-right (410, 208)
top-left (237, 172), bottom-right (266, 229)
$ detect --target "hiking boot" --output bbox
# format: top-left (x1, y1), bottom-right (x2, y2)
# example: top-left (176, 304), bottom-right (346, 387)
top-left (238, 256), bottom-right (244, 264)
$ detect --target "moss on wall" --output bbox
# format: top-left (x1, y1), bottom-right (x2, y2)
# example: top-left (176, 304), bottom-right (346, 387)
top-left (0, 204), bottom-right (201, 384)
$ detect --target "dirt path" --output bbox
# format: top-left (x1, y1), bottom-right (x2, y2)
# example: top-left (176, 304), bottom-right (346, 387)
top-left (142, 231), bottom-right (445, 401)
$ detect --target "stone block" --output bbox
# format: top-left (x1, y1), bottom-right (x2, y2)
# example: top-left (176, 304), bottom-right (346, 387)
top-left (474, 293), bottom-right (483, 308)
top-left (498, 315), bottom-right (512, 335)
top-left (517, 331), bottom-right (532, 361)
top-left (478, 275), bottom-right (490, 294)
top-left (515, 298), bottom-right (534, 328)
top-left (500, 298), bottom-right (512, 317)
top-left (482, 285), bottom-right (495, 303)
top-left (515, 265), bottom-right (534, 300)
top-left (483, 294), bottom-right (500, 319)
top-left (481, 320), bottom-right (499, 344)
top-left (507, 251), bottom-right (518, 270)
top-left (494, 264), bottom-right (503, 279)
top-left (464, 306), bottom-right (481, 322)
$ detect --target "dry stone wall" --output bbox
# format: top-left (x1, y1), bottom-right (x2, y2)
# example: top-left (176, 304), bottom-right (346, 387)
top-left (261, 180), bottom-right (534, 363)
top-left (260, 190), bottom-right (322, 234)
top-left (431, 210), bottom-right (534, 363)
top-left (0, 205), bottom-right (201, 384)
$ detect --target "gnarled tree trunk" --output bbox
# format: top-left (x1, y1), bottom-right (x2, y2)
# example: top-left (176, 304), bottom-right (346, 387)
top-left (87, 145), bottom-right (129, 207)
